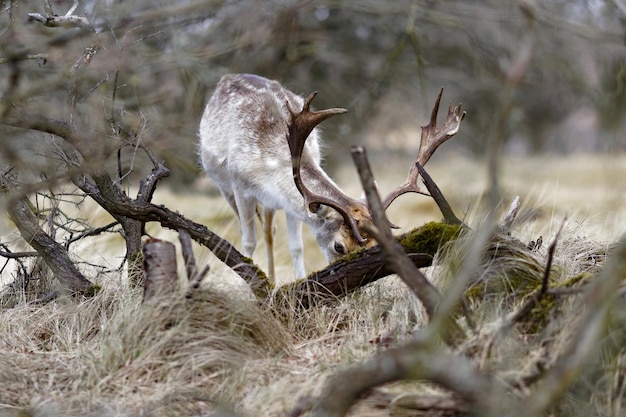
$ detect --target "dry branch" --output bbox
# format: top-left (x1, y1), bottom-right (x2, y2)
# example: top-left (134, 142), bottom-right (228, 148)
top-left (178, 228), bottom-right (198, 281)
top-left (27, 13), bottom-right (93, 31)
top-left (415, 162), bottom-right (463, 226)
top-left (351, 146), bottom-right (441, 318)
top-left (27, 0), bottom-right (94, 32)
top-left (1, 173), bottom-right (94, 294)
top-left (73, 174), bottom-right (269, 294)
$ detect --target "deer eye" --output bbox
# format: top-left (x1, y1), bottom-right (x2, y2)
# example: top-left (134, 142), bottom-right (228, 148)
top-left (334, 241), bottom-right (347, 255)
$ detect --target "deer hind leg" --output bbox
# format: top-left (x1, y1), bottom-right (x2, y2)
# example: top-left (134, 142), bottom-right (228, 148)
top-left (286, 213), bottom-right (306, 279)
top-left (263, 208), bottom-right (276, 283)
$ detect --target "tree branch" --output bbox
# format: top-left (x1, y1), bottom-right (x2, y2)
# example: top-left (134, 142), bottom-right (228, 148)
top-left (351, 146), bottom-right (442, 318)
top-left (1, 174), bottom-right (94, 293)
top-left (312, 335), bottom-right (511, 417)
top-left (415, 162), bottom-right (463, 226)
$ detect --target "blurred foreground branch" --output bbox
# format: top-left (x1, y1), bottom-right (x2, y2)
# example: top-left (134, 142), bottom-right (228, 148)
top-left (27, 0), bottom-right (94, 32)
top-left (1, 172), bottom-right (95, 294)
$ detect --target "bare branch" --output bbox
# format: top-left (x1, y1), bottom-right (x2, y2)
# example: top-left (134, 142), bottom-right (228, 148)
top-left (1, 174), bottom-right (94, 293)
top-left (27, 13), bottom-right (93, 31)
top-left (415, 162), bottom-right (463, 225)
top-left (178, 228), bottom-right (197, 282)
top-left (65, 0), bottom-right (79, 17)
top-left (27, 0), bottom-right (94, 33)
top-left (351, 146), bottom-right (441, 319)
top-left (0, 249), bottom-right (39, 259)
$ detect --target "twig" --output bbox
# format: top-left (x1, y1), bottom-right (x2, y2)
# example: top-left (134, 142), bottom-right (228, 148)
top-left (1, 173), bottom-right (94, 293)
top-left (415, 161), bottom-right (463, 226)
top-left (500, 195), bottom-right (521, 233)
top-left (0, 249), bottom-right (39, 259)
top-left (188, 264), bottom-right (210, 290)
top-left (64, 220), bottom-right (119, 247)
top-left (28, 1), bottom-right (94, 32)
top-left (27, 13), bottom-right (93, 31)
top-left (65, 0), bottom-right (79, 17)
top-left (178, 228), bottom-right (197, 281)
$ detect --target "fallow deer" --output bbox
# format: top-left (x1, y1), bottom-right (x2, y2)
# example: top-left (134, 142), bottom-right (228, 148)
top-left (199, 73), bottom-right (464, 280)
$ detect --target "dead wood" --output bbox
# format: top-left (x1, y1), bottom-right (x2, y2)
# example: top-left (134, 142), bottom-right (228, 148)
top-left (142, 238), bottom-right (178, 302)
top-left (74, 182), bottom-right (270, 297)
top-left (415, 162), bottom-right (464, 226)
top-left (1, 172), bottom-right (95, 294)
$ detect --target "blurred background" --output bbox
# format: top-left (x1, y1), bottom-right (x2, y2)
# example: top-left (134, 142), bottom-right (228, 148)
top-left (1, 0), bottom-right (624, 183)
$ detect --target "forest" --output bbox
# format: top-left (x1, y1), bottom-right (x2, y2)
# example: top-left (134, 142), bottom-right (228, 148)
top-left (0, 1), bottom-right (625, 416)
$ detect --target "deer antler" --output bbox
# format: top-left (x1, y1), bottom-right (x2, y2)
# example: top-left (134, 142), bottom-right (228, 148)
top-left (286, 92), bottom-right (366, 243)
top-left (382, 87), bottom-right (466, 210)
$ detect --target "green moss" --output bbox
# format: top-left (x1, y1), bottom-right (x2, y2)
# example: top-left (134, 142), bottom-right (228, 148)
top-left (243, 259), bottom-right (273, 299)
top-left (328, 245), bottom-right (369, 266)
top-left (518, 272), bottom-right (595, 334)
top-left (464, 234), bottom-right (547, 303)
top-left (560, 271), bottom-right (594, 287)
top-left (325, 221), bottom-right (462, 267)
top-left (397, 222), bottom-right (463, 255)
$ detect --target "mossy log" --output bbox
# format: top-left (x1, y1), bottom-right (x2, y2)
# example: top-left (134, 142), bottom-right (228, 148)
top-left (278, 222), bottom-right (462, 308)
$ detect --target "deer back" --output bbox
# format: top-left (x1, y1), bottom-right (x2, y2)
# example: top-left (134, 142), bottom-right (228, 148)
top-left (199, 75), bottom-right (320, 211)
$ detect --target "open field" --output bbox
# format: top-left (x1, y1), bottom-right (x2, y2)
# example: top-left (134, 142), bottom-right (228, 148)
top-left (165, 153), bottom-right (626, 286)
top-left (0, 153), bottom-right (625, 417)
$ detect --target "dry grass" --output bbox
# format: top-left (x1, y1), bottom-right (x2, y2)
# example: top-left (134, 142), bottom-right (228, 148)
top-left (0, 154), bottom-right (625, 416)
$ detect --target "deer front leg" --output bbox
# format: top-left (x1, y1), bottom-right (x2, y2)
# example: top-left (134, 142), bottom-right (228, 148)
top-left (233, 190), bottom-right (258, 259)
top-left (286, 213), bottom-right (306, 278)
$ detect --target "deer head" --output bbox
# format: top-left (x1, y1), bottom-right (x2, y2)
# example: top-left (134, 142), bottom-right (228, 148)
top-left (286, 87), bottom-right (465, 251)
top-left (285, 91), bottom-right (374, 259)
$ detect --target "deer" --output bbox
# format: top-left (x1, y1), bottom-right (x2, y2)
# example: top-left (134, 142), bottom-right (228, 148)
top-left (198, 73), bottom-right (464, 281)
